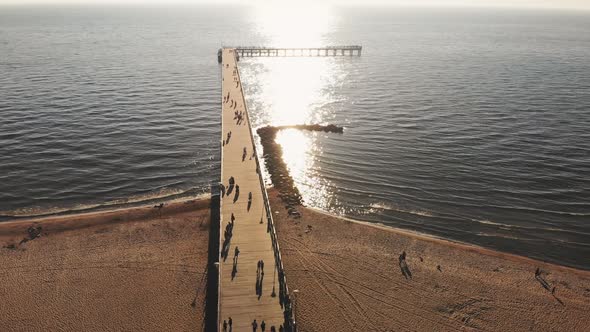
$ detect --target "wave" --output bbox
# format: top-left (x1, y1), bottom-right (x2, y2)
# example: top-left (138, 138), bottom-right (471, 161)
top-left (369, 202), bottom-right (434, 217)
top-left (0, 186), bottom-right (210, 221)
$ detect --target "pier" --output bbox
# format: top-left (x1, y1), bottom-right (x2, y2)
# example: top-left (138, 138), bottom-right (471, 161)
top-left (218, 48), bottom-right (294, 331)
top-left (218, 45), bottom-right (362, 62)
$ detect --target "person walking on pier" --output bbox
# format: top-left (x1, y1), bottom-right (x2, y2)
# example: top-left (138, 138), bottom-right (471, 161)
top-left (223, 320), bottom-right (228, 332)
top-left (261, 320), bottom-right (266, 332)
top-left (234, 246), bottom-right (240, 263)
top-left (233, 185), bottom-right (240, 203)
top-left (252, 319), bottom-right (258, 332)
top-left (228, 317), bottom-right (233, 332)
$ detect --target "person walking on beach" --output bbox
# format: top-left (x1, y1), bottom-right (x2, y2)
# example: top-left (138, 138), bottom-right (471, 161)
top-left (252, 319), bottom-right (258, 332)
top-left (261, 320), bottom-right (266, 332)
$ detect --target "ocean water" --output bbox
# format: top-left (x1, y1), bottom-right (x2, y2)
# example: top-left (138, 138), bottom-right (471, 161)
top-left (1, 6), bottom-right (589, 269)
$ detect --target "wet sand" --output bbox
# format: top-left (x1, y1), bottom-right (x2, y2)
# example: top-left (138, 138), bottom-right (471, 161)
top-left (0, 199), bottom-right (210, 331)
top-left (269, 190), bottom-right (590, 331)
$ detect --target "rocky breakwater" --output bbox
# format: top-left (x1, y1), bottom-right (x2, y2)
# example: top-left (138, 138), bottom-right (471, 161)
top-left (256, 124), bottom-right (344, 216)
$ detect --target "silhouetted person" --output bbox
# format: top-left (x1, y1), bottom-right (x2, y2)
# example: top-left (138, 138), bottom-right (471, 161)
top-left (227, 176), bottom-right (235, 196)
top-left (271, 326), bottom-right (276, 332)
top-left (279, 325), bottom-right (284, 332)
top-left (261, 320), bottom-right (266, 332)
top-left (261, 260), bottom-right (264, 273)
top-left (223, 320), bottom-right (227, 332)
top-left (234, 246), bottom-right (240, 262)
top-left (232, 263), bottom-right (237, 280)
top-left (229, 317), bottom-right (233, 332)
top-left (242, 147), bottom-right (247, 162)
top-left (233, 185), bottom-right (240, 203)
top-left (535, 267), bottom-right (541, 277)
top-left (252, 319), bottom-right (258, 332)
top-left (231, 213), bottom-right (235, 222)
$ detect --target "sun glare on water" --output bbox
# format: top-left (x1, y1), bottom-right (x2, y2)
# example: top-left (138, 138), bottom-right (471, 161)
top-left (247, 2), bottom-right (343, 211)
top-left (252, 2), bottom-right (335, 47)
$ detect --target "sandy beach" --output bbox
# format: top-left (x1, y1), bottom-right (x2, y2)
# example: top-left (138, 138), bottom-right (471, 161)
top-left (269, 190), bottom-right (590, 331)
top-left (1, 190), bottom-right (589, 331)
top-left (0, 199), bottom-right (210, 331)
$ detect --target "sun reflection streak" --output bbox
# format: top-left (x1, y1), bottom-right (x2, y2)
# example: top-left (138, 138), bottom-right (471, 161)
top-left (245, 2), bottom-right (344, 212)
top-left (251, 2), bottom-right (335, 47)
top-left (255, 58), bottom-right (338, 125)
top-left (274, 129), bottom-right (333, 210)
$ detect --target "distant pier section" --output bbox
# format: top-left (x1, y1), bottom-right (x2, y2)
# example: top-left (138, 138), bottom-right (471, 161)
top-left (218, 45), bottom-right (362, 62)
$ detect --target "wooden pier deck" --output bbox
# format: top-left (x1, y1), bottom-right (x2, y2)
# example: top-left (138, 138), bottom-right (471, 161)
top-left (219, 48), bottom-right (286, 331)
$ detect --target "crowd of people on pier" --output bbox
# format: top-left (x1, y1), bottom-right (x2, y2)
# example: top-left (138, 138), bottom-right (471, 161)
top-left (219, 53), bottom-right (295, 332)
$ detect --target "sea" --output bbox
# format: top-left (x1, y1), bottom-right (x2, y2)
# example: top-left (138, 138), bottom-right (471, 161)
top-left (1, 5), bottom-right (589, 269)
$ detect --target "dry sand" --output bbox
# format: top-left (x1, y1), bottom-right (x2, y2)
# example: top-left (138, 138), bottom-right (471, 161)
top-left (269, 190), bottom-right (590, 332)
top-left (2, 189), bottom-right (589, 332)
top-left (0, 199), bottom-right (210, 332)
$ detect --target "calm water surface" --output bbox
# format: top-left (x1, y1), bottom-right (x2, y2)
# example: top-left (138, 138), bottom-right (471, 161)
top-left (1, 6), bottom-right (589, 269)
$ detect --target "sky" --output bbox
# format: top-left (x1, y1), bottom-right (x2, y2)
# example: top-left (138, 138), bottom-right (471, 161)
top-left (0, 0), bottom-right (589, 10)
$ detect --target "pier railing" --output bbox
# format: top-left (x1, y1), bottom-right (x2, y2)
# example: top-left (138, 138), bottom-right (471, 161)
top-left (234, 51), bottom-right (297, 331)
top-left (218, 45), bottom-right (362, 62)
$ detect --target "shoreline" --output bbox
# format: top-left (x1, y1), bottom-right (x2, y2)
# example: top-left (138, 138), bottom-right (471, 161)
top-left (1, 192), bottom-right (588, 274)
top-left (0, 190), bottom-right (210, 222)
top-left (307, 205), bottom-right (590, 275)
top-left (0, 197), bottom-right (210, 248)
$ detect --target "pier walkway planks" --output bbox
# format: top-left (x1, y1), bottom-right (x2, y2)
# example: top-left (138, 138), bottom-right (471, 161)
top-left (219, 48), bottom-right (284, 331)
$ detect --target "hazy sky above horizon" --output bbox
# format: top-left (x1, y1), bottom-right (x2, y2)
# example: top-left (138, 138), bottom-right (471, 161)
top-left (0, 0), bottom-right (589, 10)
